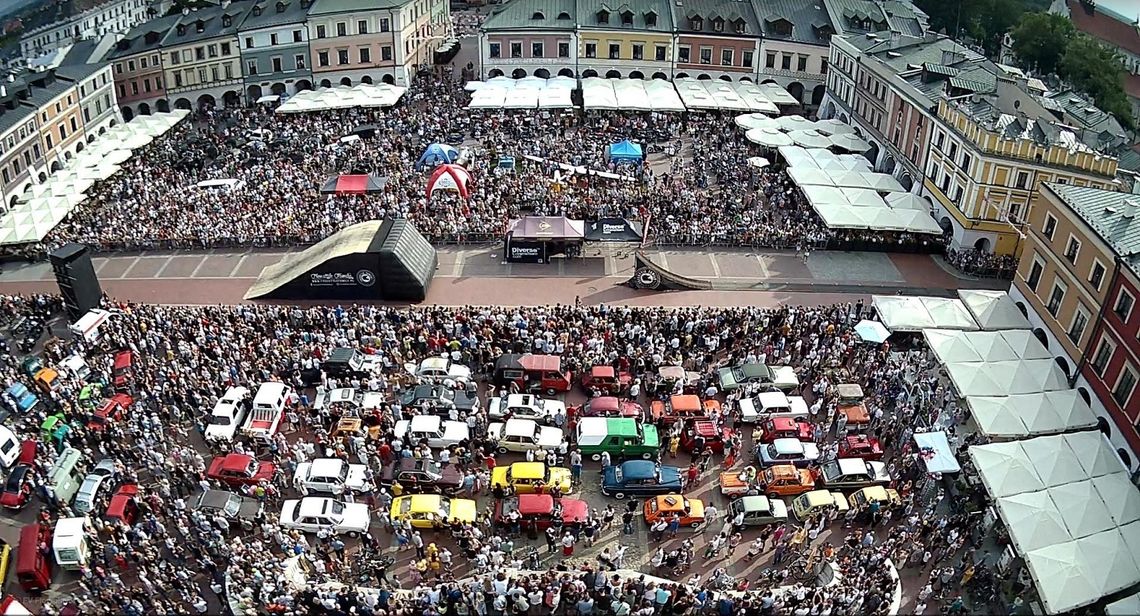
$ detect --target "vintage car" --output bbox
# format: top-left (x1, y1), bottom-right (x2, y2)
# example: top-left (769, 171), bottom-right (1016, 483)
top-left (848, 486), bottom-right (902, 509)
top-left (279, 497), bottom-right (371, 537)
top-left (312, 387), bottom-right (385, 413)
top-left (579, 366), bottom-right (632, 395)
top-left (836, 384), bottom-right (871, 433)
top-left (758, 416), bottom-right (816, 444)
top-left (601, 460), bottom-right (682, 499)
top-left (490, 462), bottom-right (572, 495)
top-left (486, 393), bottom-right (566, 424)
top-left (293, 458), bottom-right (368, 494)
top-left (5, 383), bottom-right (38, 414)
top-left (111, 351), bottom-right (134, 390)
top-left (719, 464), bottom-right (816, 499)
top-left (492, 354), bottom-right (572, 396)
top-left (729, 495), bottom-right (789, 527)
top-left (400, 384), bottom-right (480, 416)
top-left (204, 387), bottom-right (251, 442)
top-left (487, 418), bottom-right (566, 454)
top-left (389, 494), bottom-right (476, 529)
top-left (717, 362), bottom-right (773, 392)
top-left (494, 494), bottom-right (589, 531)
top-left (104, 484), bottom-right (140, 526)
top-left (757, 438), bottom-right (821, 468)
top-left (837, 435), bottom-right (884, 461)
top-left (206, 454), bottom-right (278, 487)
top-left (87, 394), bottom-right (132, 431)
top-left (380, 458), bottom-right (463, 495)
top-left (739, 392), bottom-right (810, 423)
top-left (193, 489), bottom-right (263, 529)
top-left (404, 356), bottom-right (472, 385)
top-left (393, 415), bottom-right (470, 449)
top-left (567, 396), bottom-right (643, 421)
top-left (576, 417), bottom-right (660, 461)
top-left (320, 348), bottom-right (384, 379)
top-left (73, 459), bottom-right (119, 515)
top-left (679, 418), bottom-right (733, 454)
top-left (643, 494), bottom-right (706, 528)
top-left (656, 366), bottom-right (701, 394)
top-left (791, 490), bottom-right (850, 521)
top-left (817, 458), bottom-right (891, 490)
top-left (0, 465), bottom-right (33, 510)
top-left (649, 395), bottom-right (707, 422)
top-left (328, 416), bottom-right (384, 441)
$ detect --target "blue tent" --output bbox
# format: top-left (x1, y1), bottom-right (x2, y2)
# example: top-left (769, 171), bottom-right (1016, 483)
top-left (608, 140), bottom-right (643, 164)
top-left (416, 143), bottom-right (460, 170)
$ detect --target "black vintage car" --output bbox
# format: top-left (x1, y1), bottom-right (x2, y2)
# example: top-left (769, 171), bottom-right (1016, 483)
top-left (399, 384), bottom-right (479, 415)
top-left (380, 458), bottom-right (463, 495)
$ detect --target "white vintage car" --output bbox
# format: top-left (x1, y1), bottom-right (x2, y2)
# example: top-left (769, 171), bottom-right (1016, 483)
top-left (486, 393), bottom-right (565, 424)
top-left (487, 418), bottom-right (566, 454)
top-left (204, 386), bottom-right (250, 442)
top-left (404, 357), bottom-right (472, 385)
top-left (293, 458), bottom-right (368, 493)
top-left (394, 414), bottom-right (470, 449)
top-left (279, 497), bottom-right (371, 537)
top-left (312, 387), bottom-right (385, 412)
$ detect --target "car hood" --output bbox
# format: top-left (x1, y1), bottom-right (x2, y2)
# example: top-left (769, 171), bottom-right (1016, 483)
top-left (548, 467), bottom-right (572, 486)
top-left (340, 503), bottom-right (372, 531)
top-left (537, 427), bottom-right (565, 447)
top-left (345, 465), bottom-right (368, 489)
top-left (448, 365), bottom-right (472, 380)
top-left (490, 467), bottom-right (509, 485)
top-left (448, 499), bottom-right (477, 523)
top-left (769, 499), bottom-right (790, 519)
top-left (280, 499), bottom-right (300, 521)
top-left (717, 368), bottom-right (737, 388)
top-left (687, 499), bottom-right (706, 518)
top-left (203, 423), bottom-right (234, 438)
top-left (486, 423), bottom-right (504, 440)
top-left (739, 398), bottom-right (758, 418)
top-left (442, 423), bottom-right (470, 441)
top-left (453, 391), bottom-right (479, 409)
top-left (293, 463), bottom-right (312, 482)
top-left (237, 498), bottom-right (263, 520)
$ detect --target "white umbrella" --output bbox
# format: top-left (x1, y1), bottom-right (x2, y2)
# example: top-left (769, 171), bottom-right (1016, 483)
top-left (829, 133), bottom-right (872, 153)
top-left (886, 193), bottom-right (931, 211)
top-left (746, 127), bottom-right (793, 148)
top-left (776, 115), bottom-right (812, 131)
top-left (813, 118), bottom-right (855, 136)
top-left (734, 113), bottom-right (779, 130)
top-left (788, 129), bottom-right (831, 149)
top-left (855, 320), bottom-right (891, 343)
top-left (747, 156), bottom-right (770, 169)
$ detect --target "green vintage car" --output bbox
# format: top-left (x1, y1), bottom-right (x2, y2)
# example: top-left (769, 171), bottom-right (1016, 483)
top-left (575, 417), bottom-right (659, 461)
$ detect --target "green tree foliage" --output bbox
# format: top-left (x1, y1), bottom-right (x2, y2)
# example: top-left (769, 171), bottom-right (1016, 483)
top-left (1011, 12), bottom-right (1075, 74)
top-left (915, 0), bottom-right (1027, 56)
top-left (1059, 34), bottom-right (1136, 129)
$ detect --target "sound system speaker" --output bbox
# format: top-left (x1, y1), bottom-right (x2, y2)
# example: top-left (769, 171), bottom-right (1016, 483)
top-left (49, 243), bottom-right (101, 321)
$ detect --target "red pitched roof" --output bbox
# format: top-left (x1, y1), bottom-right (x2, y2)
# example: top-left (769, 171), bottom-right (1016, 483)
top-left (1067, 0), bottom-right (1140, 56)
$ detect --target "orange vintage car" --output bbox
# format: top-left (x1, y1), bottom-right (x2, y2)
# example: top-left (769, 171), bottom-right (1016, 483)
top-left (650, 395), bottom-right (707, 422)
top-left (643, 494), bottom-right (706, 528)
top-left (721, 464), bottom-right (816, 499)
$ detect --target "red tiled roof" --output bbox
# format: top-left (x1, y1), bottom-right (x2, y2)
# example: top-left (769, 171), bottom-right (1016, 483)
top-left (1124, 72), bottom-right (1140, 99)
top-left (1067, 0), bottom-right (1140, 57)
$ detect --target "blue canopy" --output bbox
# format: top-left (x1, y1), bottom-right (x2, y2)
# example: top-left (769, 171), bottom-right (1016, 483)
top-left (416, 143), bottom-right (459, 170)
top-left (608, 140), bottom-right (643, 163)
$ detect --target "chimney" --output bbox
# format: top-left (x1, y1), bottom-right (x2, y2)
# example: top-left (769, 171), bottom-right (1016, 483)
top-left (1124, 199), bottom-right (1138, 219)
top-left (1, 86), bottom-right (6, 98)
top-left (941, 49), bottom-right (964, 65)
top-left (6, 74), bottom-right (12, 83)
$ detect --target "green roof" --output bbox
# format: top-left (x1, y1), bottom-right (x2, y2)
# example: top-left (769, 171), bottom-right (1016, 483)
top-left (482, 0), bottom-right (578, 31)
top-left (606, 417), bottom-right (640, 437)
top-left (307, 0), bottom-right (407, 16)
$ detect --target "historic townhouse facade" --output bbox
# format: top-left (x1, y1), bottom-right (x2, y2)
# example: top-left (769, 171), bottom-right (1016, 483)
top-left (109, 14), bottom-right (178, 119)
top-left (671, 0), bottom-right (761, 83)
top-left (238, 0), bottom-right (315, 100)
top-left (575, 0), bottom-right (675, 80)
top-left (479, 0), bottom-right (578, 79)
top-left (306, 0), bottom-right (403, 86)
top-left (161, 3), bottom-right (256, 111)
top-left (20, 0), bottom-right (153, 58)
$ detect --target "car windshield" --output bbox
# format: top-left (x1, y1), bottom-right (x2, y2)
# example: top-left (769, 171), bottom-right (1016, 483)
top-left (223, 494), bottom-right (241, 516)
top-left (822, 462), bottom-right (840, 479)
top-left (439, 499), bottom-right (451, 517)
top-left (337, 464), bottom-right (349, 482)
top-left (209, 416), bottom-right (230, 425)
top-left (330, 500), bottom-right (345, 515)
top-left (4, 470), bottom-right (22, 491)
top-left (422, 461), bottom-right (442, 479)
top-left (398, 498), bottom-right (412, 515)
top-left (440, 389), bottom-right (455, 402)
top-left (245, 461), bottom-right (258, 476)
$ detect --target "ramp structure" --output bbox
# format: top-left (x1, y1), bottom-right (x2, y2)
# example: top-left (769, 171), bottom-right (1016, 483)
top-left (626, 251), bottom-right (713, 291)
top-left (244, 219), bottom-right (436, 302)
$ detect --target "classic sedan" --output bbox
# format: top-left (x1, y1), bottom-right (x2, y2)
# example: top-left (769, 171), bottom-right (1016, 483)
top-left (389, 494), bottom-right (477, 529)
top-left (380, 458), bottom-right (463, 495)
top-left (757, 438), bottom-right (820, 468)
top-left (279, 497), bottom-right (371, 537)
top-left (206, 454), bottom-right (278, 487)
top-left (490, 462), bottom-right (572, 495)
top-left (393, 415), bottom-right (469, 449)
top-left (400, 384), bottom-right (480, 415)
top-left (193, 489), bottom-right (263, 529)
top-left (494, 494), bottom-right (589, 531)
top-left (717, 362), bottom-right (773, 391)
top-left (486, 394), bottom-right (565, 424)
top-left (837, 434), bottom-right (885, 461)
top-left (601, 460), bottom-right (683, 499)
top-left (0, 464), bottom-right (33, 510)
top-left (293, 458), bottom-right (368, 494)
top-left (643, 494), bottom-right (706, 528)
top-left (758, 417), bottom-right (816, 444)
top-left (568, 396), bottom-right (644, 420)
top-left (487, 418), bottom-right (565, 454)
top-left (817, 458), bottom-right (891, 490)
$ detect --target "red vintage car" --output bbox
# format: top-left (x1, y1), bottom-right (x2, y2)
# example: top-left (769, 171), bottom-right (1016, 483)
top-left (679, 418), bottom-right (733, 454)
top-left (0, 465), bottom-right (34, 510)
top-left (758, 417), bottom-right (816, 444)
top-left (88, 393), bottom-right (133, 431)
top-left (105, 484), bottom-right (140, 526)
top-left (493, 354), bottom-right (572, 396)
top-left (493, 494), bottom-right (589, 531)
top-left (650, 395), bottom-right (709, 422)
top-left (580, 366), bottom-right (632, 395)
top-left (568, 396), bottom-right (644, 420)
top-left (112, 350), bottom-right (134, 390)
top-left (206, 454), bottom-right (277, 487)
top-left (837, 435), bottom-right (884, 461)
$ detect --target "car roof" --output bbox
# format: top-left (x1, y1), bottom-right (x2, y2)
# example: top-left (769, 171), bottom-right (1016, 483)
top-left (517, 494), bottom-right (554, 516)
top-left (328, 348), bottom-right (356, 361)
top-left (740, 495), bottom-right (774, 512)
top-left (518, 354), bottom-right (560, 372)
top-left (310, 458), bottom-right (344, 475)
top-left (619, 460), bottom-right (657, 478)
top-left (671, 395), bottom-right (701, 412)
top-left (768, 417), bottom-right (797, 429)
top-left (504, 418), bottom-right (538, 436)
top-left (739, 363), bottom-right (771, 378)
top-left (421, 357), bottom-right (449, 370)
top-left (504, 394), bottom-right (535, 407)
top-left (588, 397), bottom-right (619, 412)
top-left (767, 464), bottom-right (800, 480)
top-left (410, 415), bottom-right (442, 430)
top-left (772, 438), bottom-right (805, 454)
top-left (856, 486), bottom-right (891, 501)
top-left (836, 458), bottom-right (868, 476)
top-left (221, 386), bottom-right (250, 402)
top-left (298, 498), bottom-right (331, 516)
top-left (576, 417), bottom-right (610, 436)
top-left (654, 494), bottom-right (687, 511)
top-left (605, 418), bottom-right (639, 437)
top-left (222, 453), bottom-right (254, 470)
top-left (757, 392), bottom-right (790, 407)
top-left (199, 489), bottom-right (237, 508)
top-left (510, 462), bottom-right (546, 479)
top-left (836, 383), bottom-right (864, 398)
top-left (408, 494), bottom-right (442, 509)
top-left (412, 384), bottom-right (440, 398)
top-left (591, 365), bottom-right (615, 378)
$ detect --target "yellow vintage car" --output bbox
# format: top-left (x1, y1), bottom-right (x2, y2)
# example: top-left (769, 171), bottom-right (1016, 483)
top-left (389, 494), bottom-right (477, 529)
top-left (490, 462), bottom-right (572, 495)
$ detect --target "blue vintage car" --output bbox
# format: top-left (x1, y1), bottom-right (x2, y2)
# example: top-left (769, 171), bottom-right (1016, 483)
top-left (601, 460), bottom-right (683, 499)
top-left (5, 383), bottom-right (38, 413)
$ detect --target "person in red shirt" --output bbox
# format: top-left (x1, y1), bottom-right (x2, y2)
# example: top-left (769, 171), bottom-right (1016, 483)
top-left (485, 454), bottom-right (496, 473)
top-left (685, 463), bottom-right (699, 492)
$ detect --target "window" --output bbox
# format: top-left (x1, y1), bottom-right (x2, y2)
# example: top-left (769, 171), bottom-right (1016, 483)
top-left (337, 49), bottom-right (349, 65)
top-left (130, 81), bottom-right (138, 95)
top-left (797, 55), bottom-right (807, 71)
top-left (195, 47), bottom-right (205, 61)
top-left (1064, 236), bottom-right (1081, 265)
top-left (246, 60), bottom-right (258, 75)
top-left (1043, 213), bottom-right (1057, 240)
top-left (741, 50), bottom-right (754, 68)
top-left (173, 72), bottom-right (182, 87)
top-left (198, 68), bottom-right (208, 83)
top-left (620, 10), bottom-right (633, 26)
top-left (1015, 171), bottom-right (1028, 189)
top-left (713, 17), bottom-right (723, 32)
top-left (781, 54), bottom-right (791, 70)
top-left (293, 30), bottom-right (303, 43)
top-left (532, 42), bottom-right (543, 58)
top-left (336, 22), bottom-right (346, 36)
top-left (1092, 338), bottom-right (1115, 376)
top-left (820, 58), bottom-right (828, 74)
top-left (510, 42), bottom-right (522, 58)
top-left (699, 47), bottom-right (711, 64)
top-left (766, 53), bottom-right (775, 68)
top-left (678, 46), bottom-right (690, 63)
top-left (380, 19), bottom-right (389, 32)
top-left (1114, 366), bottom-right (1137, 407)
top-left (935, 131), bottom-right (944, 150)
top-left (316, 25), bottom-right (326, 38)
top-left (632, 43), bottom-right (643, 60)
top-left (948, 142), bottom-right (958, 161)
top-left (1115, 289), bottom-right (1134, 322)
top-left (128, 60), bottom-right (135, 71)
top-left (221, 42), bottom-right (230, 55)
top-left (358, 48), bottom-right (370, 63)
top-left (559, 42), bottom-right (570, 58)
top-left (609, 43), bottom-right (620, 59)
top-left (318, 50), bottom-right (329, 67)
top-left (646, 11), bottom-right (657, 27)
top-left (960, 154), bottom-right (971, 173)
top-left (489, 43), bottom-right (501, 58)
top-left (585, 42), bottom-right (596, 58)
top-left (1068, 306), bottom-right (1089, 344)
top-left (143, 78), bottom-right (151, 92)
top-left (721, 49), bottom-right (733, 66)
top-left (357, 20), bottom-right (367, 34)
top-left (381, 46), bottom-right (392, 61)
top-left (270, 33), bottom-right (278, 46)
top-left (1090, 261), bottom-right (1106, 290)
top-left (1047, 282), bottom-right (1066, 317)
top-left (295, 54), bottom-right (306, 69)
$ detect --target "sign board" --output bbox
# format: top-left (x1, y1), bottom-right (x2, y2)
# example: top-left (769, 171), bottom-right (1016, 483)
top-left (505, 237), bottom-right (546, 264)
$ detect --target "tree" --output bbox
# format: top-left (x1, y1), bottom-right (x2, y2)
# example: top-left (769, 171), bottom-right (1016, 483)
top-left (1059, 34), bottom-right (1136, 129)
top-left (915, 0), bottom-right (1027, 56)
top-left (1011, 12), bottom-right (1075, 74)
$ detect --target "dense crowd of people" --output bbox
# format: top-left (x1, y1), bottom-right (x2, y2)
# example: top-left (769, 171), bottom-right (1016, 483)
top-left (0, 292), bottom-right (1015, 614)
top-left (944, 249), bottom-right (1017, 280)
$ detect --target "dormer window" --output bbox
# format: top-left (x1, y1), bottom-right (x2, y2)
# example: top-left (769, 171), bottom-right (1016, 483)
top-left (176, 24), bottom-right (186, 35)
top-left (222, 14), bottom-right (232, 26)
top-left (645, 10), bottom-right (657, 26)
top-left (597, 9), bottom-right (609, 24)
top-left (690, 15), bottom-right (702, 30)
top-left (620, 10), bottom-right (633, 25)
top-left (733, 18), bottom-right (745, 33)
top-left (276, 1), bottom-right (285, 11)
top-left (532, 11), bottom-right (544, 20)
top-left (557, 11), bottom-right (571, 19)
top-left (767, 17), bottom-right (793, 37)
top-left (195, 19), bottom-right (205, 33)
top-left (712, 17), bottom-right (724, 32)
top-left (252, 5), bottom-right (262, 16)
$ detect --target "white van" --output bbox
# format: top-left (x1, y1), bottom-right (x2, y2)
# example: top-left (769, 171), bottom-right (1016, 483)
top-left (242, 382), bottom-right (291, 441)
top-left (69, 309), bottom-right (111, 344)
top-left (60, 354), bottom-right (91, 382)
top-left (0, 426), bottom-right (20, 467)
top-left (47, 448), bottom-right (85, 504)
top-left (53, 517), bottom-right (93, 570)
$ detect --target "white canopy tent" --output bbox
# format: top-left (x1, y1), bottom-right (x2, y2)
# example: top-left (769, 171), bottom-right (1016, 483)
top-left (277, 83), bottom-right (405, 113)
top-left (735, 113), bottom-right (779, 130)
top-left (644, 80), bottom-right (686, 112)
top-left (812, 118), bottom-right (855, 135)
top-left (872, 295), bottom-right (979, 332)
top-left (1106, 591), bottom-right (1140, 615)
top-left (913, 430), bottom-right (960, 473)
top-left (966, 390), bottom-right (1098, 437)
top-left (732, 82), bottom-right (781, 113)
top-left (924, 329), bottom-right (1051, 364)
top-left (957, 289), bottom-right (1032, 330)
top-left (945, 359), bottom-right (1069, 396)
top-left (996, 490), bottom-right (1072, 552)
top-left (1025, 542), bottom-right (1101, 614)
top-left (746, 127), bottom-right (793, 148)
top-left (758, 83), bottom-right (800, 106)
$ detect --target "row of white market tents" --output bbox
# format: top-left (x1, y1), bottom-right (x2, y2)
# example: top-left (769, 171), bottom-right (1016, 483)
top-left (467, 76), bottom-right (575, 110)
top-left (740, 114), bottom-right (873, 153)
top-left (969, 433), bottom-right (1140, 614)
top-left (673, 79), bottom-right (785, 113)
top-left (0, 110), bottom-right (191, 245)
top-left (275, 83), bottom-right (406, 114)
top-left (582, 77), bottom-right (684, 112)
